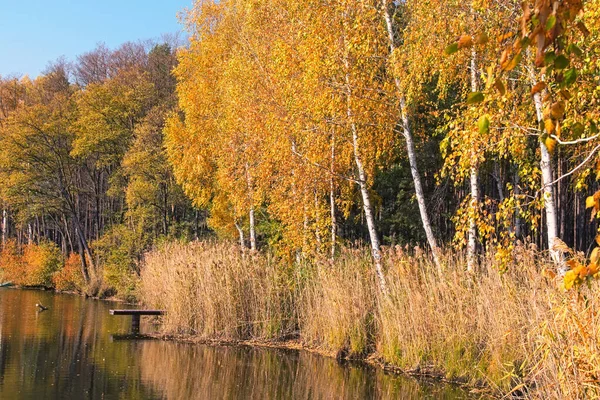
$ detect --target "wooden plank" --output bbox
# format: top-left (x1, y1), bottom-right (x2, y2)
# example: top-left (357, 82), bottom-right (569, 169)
top-left (109, 309), bottom-right (165, 316)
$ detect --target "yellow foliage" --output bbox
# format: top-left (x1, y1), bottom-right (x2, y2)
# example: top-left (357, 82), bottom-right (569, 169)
top-left (53, 253), bottom-right (85, 292)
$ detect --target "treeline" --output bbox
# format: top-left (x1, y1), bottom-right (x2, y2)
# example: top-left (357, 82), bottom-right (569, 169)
top-left (0, 0), bottom-right (599, 296)
top-left (165, 0), bottom-right (600, 287)
top-left (0, 38), bottom-right (200, 296)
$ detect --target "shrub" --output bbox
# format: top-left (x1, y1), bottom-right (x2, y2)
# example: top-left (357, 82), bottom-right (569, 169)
top-left (0, 240), bottom-right (62, 287)
top-left (21, 240), bottom-right (63, 287)
top-left (53, 253), bottom-right (85, 292)
top-left (94, 224), bottom-right (146, 300)
top-left (0, 239), bottom-right (26, 285)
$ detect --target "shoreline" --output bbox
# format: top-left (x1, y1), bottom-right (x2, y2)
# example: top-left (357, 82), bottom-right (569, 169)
top-left (147, 332), bottom-right (493, 397)
top-left (0, 276), bottom-right (534, 398)
top-left (0, 284), bottom-right (137, 305)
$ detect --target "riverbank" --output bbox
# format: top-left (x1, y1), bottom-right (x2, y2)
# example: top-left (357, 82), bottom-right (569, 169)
top-left (140, 240), bottom-right (600, 399)
top-left (1, 281), bottom-right (478, 390)
top-left (148, 333), bottom-right (490, 395)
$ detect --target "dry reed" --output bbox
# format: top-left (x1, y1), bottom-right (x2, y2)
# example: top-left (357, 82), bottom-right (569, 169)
top-left (141, 240), bottom-right (295, 339)
top-left (141, 240), bottom-right (600, 398)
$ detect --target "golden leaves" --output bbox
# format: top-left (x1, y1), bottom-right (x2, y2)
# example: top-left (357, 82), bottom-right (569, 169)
top-left (474, 32), bottom-right (488, 45)
top-left (544, 136), bottom-right (557, 152)
top-left (499, 49), bottom-right (521, 71)
top-left (544, 119), bottom-right (555, 134)
top-left (586, 191), bottom-right (600, 220)
top-left (446, 30), bottom-right (489, 54)
top-left (550, 101), bottom-right (566, 119)
top-left (493, 79), bottom-right (506, 95)
top-left (531, 81), bottom-right (546, 95)
top-left (457, 34), bottom-right (473, 49)
top-left (564, 260), bottom-right (599, 290)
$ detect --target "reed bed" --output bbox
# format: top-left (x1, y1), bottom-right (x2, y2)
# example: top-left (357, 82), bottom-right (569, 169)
top-left (141, 241), bottom-right (295, 339)
top-left (141, 240), bottom-right (600, 398)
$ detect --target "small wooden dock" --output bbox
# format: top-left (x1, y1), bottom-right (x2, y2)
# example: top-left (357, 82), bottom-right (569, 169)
top-left (109, 309), bottom-right (165, 334)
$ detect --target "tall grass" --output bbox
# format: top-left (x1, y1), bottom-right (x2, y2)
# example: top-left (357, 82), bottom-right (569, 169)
top-left (298, 249), bottom-right (377, 356)
top-left (141, 241), bottom-right (295, 339)
top-left (140, 240), bottom-right (600, 398)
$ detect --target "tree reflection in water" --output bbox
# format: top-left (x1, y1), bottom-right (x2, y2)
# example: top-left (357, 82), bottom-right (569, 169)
top-left (0, 289), bottom-right (470, 399)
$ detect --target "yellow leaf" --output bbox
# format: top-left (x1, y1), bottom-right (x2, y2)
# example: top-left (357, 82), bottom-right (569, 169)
top-left (544, 119), bottom-right (555, 134)
top-left (574, 265), bottom-right (587, 279)
top-left (550, 101), bottom-right (565, 119)
top-left (474, 32), bottom-right (488, 45)
top-left (564, 270), bottom-right (577, 290)
top-left (501, 52), bottom-right (522, 71)
top-left (566, 259), bottom-right (578, 270)
top-left (494, 79), bottom-right (506, 95)
top-left (486, 65), bottom-right (494, 89)
top-left (558, 90), bottom-right (571, 100)
top-left (531, 82), bottom-right (546, 95)
top-left (457, 35), bottom-right (473, 49)
top-left (586, 196), bottom-right (596, 209)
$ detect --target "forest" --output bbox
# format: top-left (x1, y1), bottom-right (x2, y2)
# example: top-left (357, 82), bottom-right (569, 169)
top-left (0, 0), bottom-right (599, 397)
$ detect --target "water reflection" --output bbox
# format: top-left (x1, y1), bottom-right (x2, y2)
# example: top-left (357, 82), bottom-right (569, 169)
top-left (0, 288), bottom-right (471, 399)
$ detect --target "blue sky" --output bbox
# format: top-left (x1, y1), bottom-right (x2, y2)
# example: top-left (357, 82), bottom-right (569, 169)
top-left (0, 0), bottom-right (193, 78)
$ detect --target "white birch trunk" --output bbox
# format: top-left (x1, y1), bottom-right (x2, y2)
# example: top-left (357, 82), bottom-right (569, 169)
top-left (314, 191), bottom-right (322, 252)
top-left (342, 34), bottom-right (387, 292)
top-left (27, 223), bottom-right (33, 245)
top-left (330, 128), bottom-right (337, 261)
top-left (1, 209), bottom-right (7, 247)
top-left (467, 46), bottom-right (480, 273)
top-left (249, 208), bottom-right (256, 251)
top-left (303, 197), bottom-right (308, 244)
top-left (494, 162), bottom-right (505, 202)
top-left (531, 73), bottom-right (563, 270)
top-left (245, 162), bottom-right (257, 251)
top-left (350, 119), bottom-right (387, 293)
top-left (235, 221), bottom-right (245, 249)
top-left (330, 180), bottom-right (337, 261)
top-left (514, 170), bottom-right (523, 238)
top-left (383, 1), bottom-right (441, 271)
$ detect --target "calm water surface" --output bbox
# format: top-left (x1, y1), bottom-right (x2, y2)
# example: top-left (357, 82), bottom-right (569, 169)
top-left (0, 288), bottom-right (472, 399)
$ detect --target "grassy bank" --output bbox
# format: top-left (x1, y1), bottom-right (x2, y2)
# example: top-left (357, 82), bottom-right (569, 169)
top-left (140, 241), bottom-right (600, 398)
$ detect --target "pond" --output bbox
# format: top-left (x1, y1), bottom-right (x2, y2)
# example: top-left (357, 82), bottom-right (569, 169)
top-left (0, 288), bottom-right (473, 399)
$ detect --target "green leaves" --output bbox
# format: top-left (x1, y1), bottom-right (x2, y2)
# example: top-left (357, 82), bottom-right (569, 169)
top-left (564, 68), bottom-right (577, 85)
top-left (571, 122), bottom-right (584, 137)
top-left (478, 115), bottom-right (490, 135)
top-left (545, 15), bottom-right (556, 30)
top-left (544, 51), bottom-right (556, 66)
top-left (444, 43), bottom-right (459, 55)
top-left (466, 92), bottom-right (484, 104)
top-left (554, 54), bottom-right (570, 69)
top-left (568, 44), bottom-right (583, 58)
